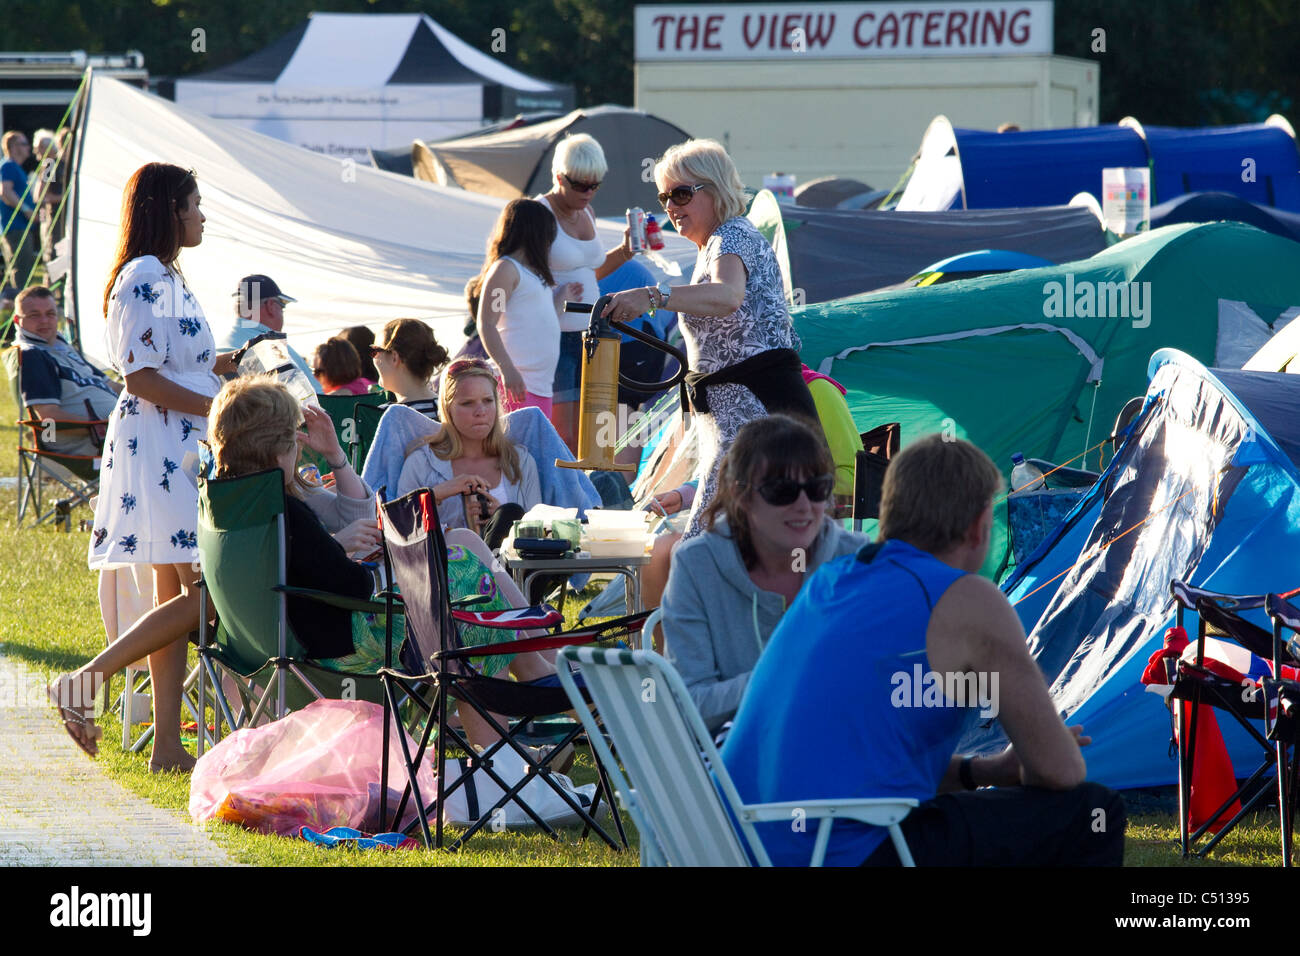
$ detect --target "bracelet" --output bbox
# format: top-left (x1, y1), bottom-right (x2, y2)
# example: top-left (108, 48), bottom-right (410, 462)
top-left (647, 287), bottom-right (657, 319)
top-left (326, 455), bottom-right (348, 470)
top-left (959, 755), bottom-right (978, 790)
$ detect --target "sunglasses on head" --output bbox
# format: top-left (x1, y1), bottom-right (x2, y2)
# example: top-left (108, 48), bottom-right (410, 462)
top-left (447, 357), bottom-right (494, 376)
top-left (754, 473), bottom-right (835, 506)
top-left (658, 184), bottom-right (705, 209)
top-left (368, 345), bottom-right (389, 357)
top-left (564, 174), bottom-right (601, 193)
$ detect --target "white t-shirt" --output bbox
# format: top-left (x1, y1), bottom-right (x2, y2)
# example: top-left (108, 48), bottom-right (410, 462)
top-left (537, 195), bottom-right (605, 332)
top-left (497, 255), bottom-right (560, 397)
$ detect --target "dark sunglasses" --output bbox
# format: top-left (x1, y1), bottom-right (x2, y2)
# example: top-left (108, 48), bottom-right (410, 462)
top-left (564, 174), bottom-right (601, 193)
top-left (658, 184), bottom-right (705, 209)
top-left (754, 474), bottom-right (835, 506)
top-left (368, 345), bottom-right (389, 357)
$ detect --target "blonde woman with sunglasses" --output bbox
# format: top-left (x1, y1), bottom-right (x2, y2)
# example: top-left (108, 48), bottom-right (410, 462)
top-left (599, 139), bottom-right (820, 541)
top-left (536, 133), bottom-right (636, 451)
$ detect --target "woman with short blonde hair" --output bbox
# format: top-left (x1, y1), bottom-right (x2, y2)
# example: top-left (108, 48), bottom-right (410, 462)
top-left (537, 133), bottom-right (637, 449)
top-left (600, 138), bottom-right (820, 539)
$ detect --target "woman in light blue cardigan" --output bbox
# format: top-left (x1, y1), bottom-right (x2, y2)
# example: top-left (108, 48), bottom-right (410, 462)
top-left (661, 415), bottom-right (868, 733)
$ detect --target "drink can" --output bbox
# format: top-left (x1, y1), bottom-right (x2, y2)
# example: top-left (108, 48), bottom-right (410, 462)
top-left (626, 207), bottom-right (646, 254)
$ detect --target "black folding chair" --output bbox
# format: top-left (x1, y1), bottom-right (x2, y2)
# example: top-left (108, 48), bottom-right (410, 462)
top-left (851, 421), bottom-right (899, 530)
top-left (1262, 593), bottom-right (1300, 865)
top-left (1169, 581), bottom-right (1298, 863)
top-left (376, 487), bottom-right (651, 851)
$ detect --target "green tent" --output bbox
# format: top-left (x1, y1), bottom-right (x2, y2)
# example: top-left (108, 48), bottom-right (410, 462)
top-left (794, 221), bottom-right (1300, 574)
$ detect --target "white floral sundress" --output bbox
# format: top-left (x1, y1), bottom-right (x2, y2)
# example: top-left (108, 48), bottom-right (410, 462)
top-left (88, 255), bottom-right (220, 568)
top-left (678, 217), bottom-right (801, 538)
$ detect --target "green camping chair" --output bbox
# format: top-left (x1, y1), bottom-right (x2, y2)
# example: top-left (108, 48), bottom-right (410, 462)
top-left (194, 468), bottom-right (390, 753)
top-left (297, 393), bottom-right (364, 477)
top-left (352, 401), bottom-right (387, 472)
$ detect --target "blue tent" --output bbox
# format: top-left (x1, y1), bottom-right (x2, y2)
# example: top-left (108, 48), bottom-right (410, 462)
top-left (1141, 122), bottom-right (1300, 209)
top-left (956, 126), bottom-right (1148, 208)
top-left (1151, 191), bottom-right (1300, 243)
top-left (988, 350), bottom-right (1300, 788)
top-left (900, 115), bottom-right (1300, 213)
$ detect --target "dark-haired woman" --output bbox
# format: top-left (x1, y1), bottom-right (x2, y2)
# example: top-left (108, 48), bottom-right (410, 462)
top-left (311, 335), bottom-right (372, 395)
top-left (660, 415), bottom-right (867, 734)
top-left (372, 317), bottom-right (448, 418)
top-left (72, 163), bottom-right (238, 770)
top-left (341, 325), bottom-right (380, 382)
top-left (476, 198), bottom-right (579, 418)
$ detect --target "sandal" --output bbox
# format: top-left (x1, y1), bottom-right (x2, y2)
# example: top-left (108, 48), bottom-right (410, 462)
top-left (47, 673), bottom-right (103, 758)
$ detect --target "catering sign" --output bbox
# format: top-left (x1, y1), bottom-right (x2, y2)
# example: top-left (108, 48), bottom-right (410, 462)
top-left (634, 2), bottom-right (1053, 59)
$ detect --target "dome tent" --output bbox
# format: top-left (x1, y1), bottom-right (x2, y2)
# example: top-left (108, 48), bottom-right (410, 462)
top-left (412, 105), bottom-right (692, 218)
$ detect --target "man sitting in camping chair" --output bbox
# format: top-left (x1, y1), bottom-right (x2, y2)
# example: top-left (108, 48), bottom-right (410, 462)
top-left (723, 435), bottom-right (1127, 866)
top-left (12, 284), bottom-right (120, 457)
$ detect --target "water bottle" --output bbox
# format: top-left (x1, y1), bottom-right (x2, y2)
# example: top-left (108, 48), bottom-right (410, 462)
top-left (645, 214), bottom-right (665, 250)
top-left (1010, 452), bottom-right (1046, 493)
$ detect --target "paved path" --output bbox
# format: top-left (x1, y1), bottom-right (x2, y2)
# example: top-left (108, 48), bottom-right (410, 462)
top-left (0, 651), bottom-right (233, 865)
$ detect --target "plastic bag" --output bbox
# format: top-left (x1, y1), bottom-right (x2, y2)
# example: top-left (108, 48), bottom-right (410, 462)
top-left (237, 336), bottom-right (319, 406)
top-left (189, 699), bottom-right (435, 836)
top-left (440, 751), bottom-right (602, 829)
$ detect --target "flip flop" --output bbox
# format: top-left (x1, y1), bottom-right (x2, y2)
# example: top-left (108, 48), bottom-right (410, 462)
top-left (47, 675), bottom-right (103, 758)
top-left (299, 826), bottom-right (419, 851)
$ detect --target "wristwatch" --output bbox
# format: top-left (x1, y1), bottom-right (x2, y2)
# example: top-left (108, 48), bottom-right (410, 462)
top-left (656, 281), bottom-right (672, 309)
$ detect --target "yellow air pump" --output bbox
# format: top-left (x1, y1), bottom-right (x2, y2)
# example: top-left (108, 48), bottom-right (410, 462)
top-left (557, 294), bottom-right (688, 472)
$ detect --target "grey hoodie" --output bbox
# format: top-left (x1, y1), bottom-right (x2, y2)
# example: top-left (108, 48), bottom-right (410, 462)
top-left (662, 515), bottom-right (868, 732)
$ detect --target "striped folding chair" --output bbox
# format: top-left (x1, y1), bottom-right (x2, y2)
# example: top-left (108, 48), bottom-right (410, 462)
top-left (557, 646), bottom-right (916, 867)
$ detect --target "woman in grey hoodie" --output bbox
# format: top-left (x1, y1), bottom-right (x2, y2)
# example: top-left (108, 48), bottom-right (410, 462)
top-left (661, 415), bottom-right (869, 732)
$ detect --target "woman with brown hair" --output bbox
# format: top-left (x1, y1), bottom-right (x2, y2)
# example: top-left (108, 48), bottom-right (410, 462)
top-left (56, 163), bottom-right (239, 770)
top-left (659, 414), bottom-right (867, 734)
top-left (310, 335), bottom-right (372, 395)
top-left (476, 198), bottom-right (579, 418)
top-left (371, 317), bottom-right (448, 418)
top-left (341, 325), bottom-right (380, 382)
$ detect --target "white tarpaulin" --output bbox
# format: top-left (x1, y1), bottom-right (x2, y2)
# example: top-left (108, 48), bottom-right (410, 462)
top-left (71, 75), bottom-right (697, 372)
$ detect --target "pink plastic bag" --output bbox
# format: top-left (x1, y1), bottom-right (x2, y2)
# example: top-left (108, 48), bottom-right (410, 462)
top-left (189, 699), bottom-right (436, 837)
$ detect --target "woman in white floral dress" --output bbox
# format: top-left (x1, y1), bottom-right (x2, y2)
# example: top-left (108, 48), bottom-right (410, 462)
top-left (50, 164), bottom-right (239, 770)
top-left (601, 139), bottom-right (820, 539)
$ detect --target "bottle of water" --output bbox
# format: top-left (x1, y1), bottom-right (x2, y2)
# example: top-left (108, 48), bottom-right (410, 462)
top-left (1010, 452), bottom-right (1046, 493)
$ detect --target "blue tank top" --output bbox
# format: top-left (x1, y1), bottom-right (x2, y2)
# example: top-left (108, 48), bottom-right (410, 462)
top-left (721, 538), bottom-right (971, 866)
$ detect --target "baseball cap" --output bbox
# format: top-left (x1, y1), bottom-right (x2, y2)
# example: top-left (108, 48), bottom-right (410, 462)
top-left (234, 274), bottom-right (297, 307)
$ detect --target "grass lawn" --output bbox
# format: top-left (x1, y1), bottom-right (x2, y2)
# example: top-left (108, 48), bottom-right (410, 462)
top-left (0, 383), bottom-right (1287, 866)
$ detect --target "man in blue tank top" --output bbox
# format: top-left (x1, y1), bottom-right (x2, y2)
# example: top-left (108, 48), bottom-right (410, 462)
top-left (722, 435), bottom-right (1125, 866)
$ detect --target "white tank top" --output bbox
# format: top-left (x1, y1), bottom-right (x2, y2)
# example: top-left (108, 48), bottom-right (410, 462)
top-left (538, 195), bottom-right (604, 332)
top-left (497, 255), bottom-right (560, 397)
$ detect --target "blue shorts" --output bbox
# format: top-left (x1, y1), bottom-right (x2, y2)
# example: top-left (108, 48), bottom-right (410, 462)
top-left (552, 330), bottom-right (584, 403)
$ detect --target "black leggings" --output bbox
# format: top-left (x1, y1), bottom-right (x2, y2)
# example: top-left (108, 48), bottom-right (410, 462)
top-left (862, 781), bottom-right (1126, 866)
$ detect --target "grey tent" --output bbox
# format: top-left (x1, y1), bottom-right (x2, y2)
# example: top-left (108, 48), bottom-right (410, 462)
top-left (412, 105), bottom-right (691, 217)
top-left (748, 190), bottom-right (1109, 303)
top-left (794, 177), bottom-right (884, 210)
